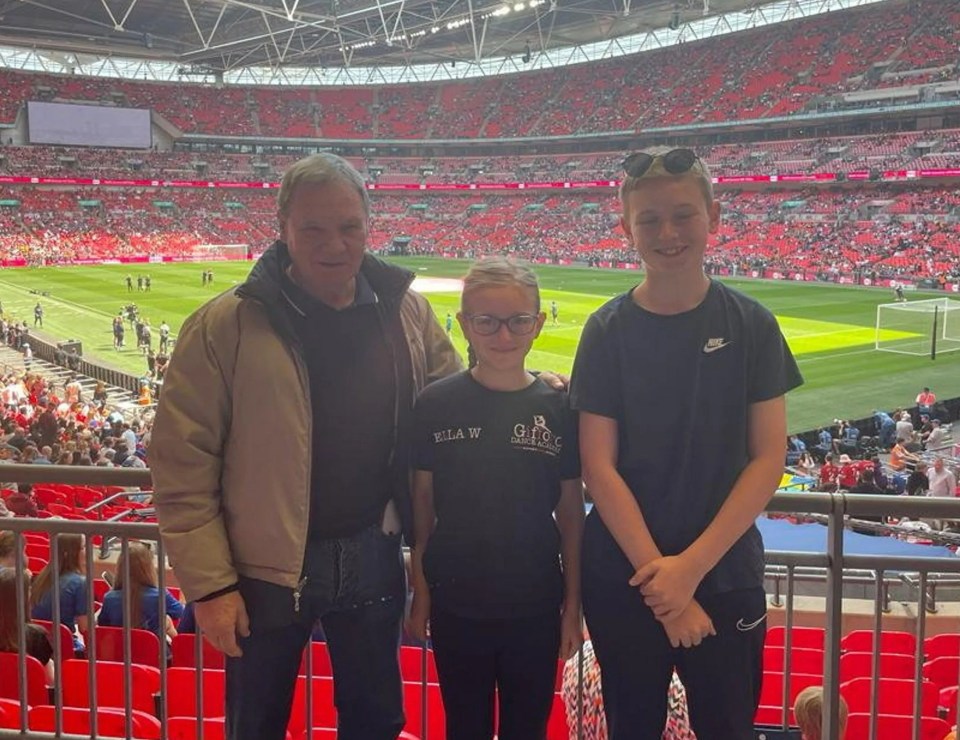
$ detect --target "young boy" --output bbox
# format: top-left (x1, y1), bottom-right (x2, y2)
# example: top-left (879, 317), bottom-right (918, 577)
top-left (793, 686), bottom-right (848, 740)
top-left (570, 146), bottom-right (803, 739)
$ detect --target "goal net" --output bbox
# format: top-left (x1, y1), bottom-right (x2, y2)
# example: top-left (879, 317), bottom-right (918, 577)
top-left (188, 244), bottom-right (250, 262)
top-left (875, 298), bottom-right (960, 357)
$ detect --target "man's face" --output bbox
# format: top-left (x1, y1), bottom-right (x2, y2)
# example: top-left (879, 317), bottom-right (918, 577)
top-left (620, 176), bottom-right (719, 280)
top-left (935, 458), bottom-right (944, 472)
top-left (280, 180), bottom-right (369, 304)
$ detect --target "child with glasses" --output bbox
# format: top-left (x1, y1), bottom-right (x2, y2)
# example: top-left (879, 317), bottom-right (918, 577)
top-left (408, 257), bottom-right (584, 740)
top-left (570, 146), bottom-right (803, 739)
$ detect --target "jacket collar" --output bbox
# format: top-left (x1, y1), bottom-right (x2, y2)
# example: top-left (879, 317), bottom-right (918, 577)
top-left (237, 241), bottom-right (415, 308)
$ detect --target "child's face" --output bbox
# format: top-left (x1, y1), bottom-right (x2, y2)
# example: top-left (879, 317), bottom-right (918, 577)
top-left (620, 175), bottom-right (720, 281)
top-left (459, 285), bottom-right (545, 373)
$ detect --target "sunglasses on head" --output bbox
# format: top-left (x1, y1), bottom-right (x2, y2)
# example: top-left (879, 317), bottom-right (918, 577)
top-left (622, 148), bottom-right (701, 179)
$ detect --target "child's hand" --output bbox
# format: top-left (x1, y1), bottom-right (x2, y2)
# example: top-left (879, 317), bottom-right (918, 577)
top-left (629, 554), bottom-right (703, 622)
top-left (559, 606), bottom-right (583, 661)
top-left (661, 600), bottom-right (716, 649)
top-left (406, 589), bottom-right (431, 643)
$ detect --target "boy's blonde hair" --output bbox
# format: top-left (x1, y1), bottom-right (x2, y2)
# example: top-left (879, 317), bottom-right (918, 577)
top-left (461, 258), bottom-right (541, 313)
top-left (618, 145), bottom-right (715, 211)
top-left (794, 686), bottom-right (849, 740)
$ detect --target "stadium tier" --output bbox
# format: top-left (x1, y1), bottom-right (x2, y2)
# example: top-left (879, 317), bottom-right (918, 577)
top-left (0, 0), bottom-right (958, 138)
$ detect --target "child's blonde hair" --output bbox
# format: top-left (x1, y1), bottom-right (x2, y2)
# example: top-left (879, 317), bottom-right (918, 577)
top-left (794, 686), bottom-right (848, 740)
top-left (461, 258), bottom-right (541, 313)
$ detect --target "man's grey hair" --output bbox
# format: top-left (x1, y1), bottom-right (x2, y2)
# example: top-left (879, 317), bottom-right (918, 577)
top-left (278, 153), bottom-right (370, 218)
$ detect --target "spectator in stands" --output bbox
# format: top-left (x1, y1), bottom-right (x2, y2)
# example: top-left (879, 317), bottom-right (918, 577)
top-left (836, 454), bottom-right (859, 490)
top-left (905, 462), bottom-right (929, 497)
top-left (569, 147), bottom-right (802, 739)
top-left (150, 152), bottom-right (463, 740)
top-left (927, 457), bottom-right (956, 498)
top-left (793, 686), bottom-right (848, 740)
top-left (816, 453), bottom-right (840, 492)
top-left (98, 541), bottom-right (183, 643)
top-left (895, 411), bottom-right (915, 446)
top-left (30, 533), bottom-right (88, 655)
top-left (924, 419), bottom-right (948, 450)
top-left (786, 435), bottom-right (806, 465)
top-left (889, 439), bottom-right (919, 472)
top-left (7, 483), bottom-right (38, 517)
top-left (796, 450), bottom-right (817, 478)
top-left (0, 530), bottom-right (25, 569)
top-left (813, 427), bottom-right (833, 462)
top-left (916, 386), bottom-right (936, 416)
top-left (407, 259), bottom-right (584, 739)
top-left (0, 568), bottom-right (55, 684)
top-left (92, 381), bottom-right (108, 410)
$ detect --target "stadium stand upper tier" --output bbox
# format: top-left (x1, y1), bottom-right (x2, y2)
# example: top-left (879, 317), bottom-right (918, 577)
top-left (1, 129), bottom-right (957, 183)
top-left (0, 0), bottom-right (958, 139)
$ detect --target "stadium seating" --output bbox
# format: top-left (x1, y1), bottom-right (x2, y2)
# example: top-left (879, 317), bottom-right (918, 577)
top-left (27, 705), bottom-right (162, 739)
top-left (171, 633), bottom-right (226, 670)
top-left (0, 653), bottom-right (48, 706)
top-left (61, 658), bottom-right (161, 714)
top-left (844, 712), bottom-right (952, 740)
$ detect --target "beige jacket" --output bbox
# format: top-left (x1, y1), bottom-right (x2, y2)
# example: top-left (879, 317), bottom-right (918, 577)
top-left (150, 249), bottom-right (461, 601)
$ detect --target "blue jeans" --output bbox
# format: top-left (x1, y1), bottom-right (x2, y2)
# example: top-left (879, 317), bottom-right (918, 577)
top-left (225, 525), bottom-right (407, 740)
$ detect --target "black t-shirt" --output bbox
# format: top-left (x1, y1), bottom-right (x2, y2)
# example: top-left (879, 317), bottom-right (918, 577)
top-left (282, 273), bottom-right (399, 540)
top-left (413, 371), bottom-right (580, 619)
top-left (570, 280), bottom-right (803, 597)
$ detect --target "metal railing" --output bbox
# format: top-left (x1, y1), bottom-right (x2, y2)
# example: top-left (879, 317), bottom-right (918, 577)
top-left (3, 471), bottom-right (960, 738)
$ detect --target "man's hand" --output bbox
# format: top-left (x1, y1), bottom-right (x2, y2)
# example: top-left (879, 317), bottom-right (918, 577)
top-left (194, 590), bottom-right (250, 658)
top-left (537, 371), bottom-right (570, 391)
top-left (661, 600), bottom-right (716, 649)
top-left (559, 606), bottom-right (584, 661)
top-left (629, 554), bottom-right (703, 622)
top-left (406, 588), bottom-right (431, 643)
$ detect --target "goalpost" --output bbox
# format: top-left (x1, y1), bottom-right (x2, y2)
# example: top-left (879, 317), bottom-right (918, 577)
top-left (188, 243), bottom-right (250, 262)
top-left (875, 297), bottom-right (960, 358)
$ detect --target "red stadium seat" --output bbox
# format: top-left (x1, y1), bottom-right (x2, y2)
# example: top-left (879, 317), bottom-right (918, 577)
top-left (840, 677), bottom-right (939, 718)
top-left (399, 646), bottom-right (439, 684)
top-left (839, 651), bottom-right (917, 682)
top-left (755, 671), bottom-right (824, 726)
top-left (165, 667), bottom-right (227, 718)
top-left (287, 676), bottom-right (338, 737)
top-left (923, 656), bottom-right (960, 692)
top-left (841, 630), bottom-right (916, 656)
top-left (401, 680), bottom-right (445, 740)
top-left (763, 646), bottom-right (824, 675)
top-left (845, 712), bottom-right (951, 740)
top-left (765, 626), bottom-right (825, 651)
top-left (61, 658), bottom-right (161, 714)
top-left (924, 633), bottom-right (960, 661)
top-left (298, 641), bottom-right (333, 677)
top-left (32, 618), bottom-right (75, 659)
top-left (546, 692), bottom-right (568, 740)
top-left (92, 578), bottom-right (111, 602)
top-left (0, 653), bottom-right (48, 706)
top-left (168, 717), bottom-right (296, 740)
top-left (89, 625), bottom-right (163, 668)
top-left (28, 705), bottom-right (161, 739)
top-left (0, 697), bottom-right (25, 729)
top-left (171, 633), bottom-right (225, 670)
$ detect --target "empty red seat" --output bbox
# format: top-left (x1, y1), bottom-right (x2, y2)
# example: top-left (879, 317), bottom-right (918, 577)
top-left (546, 692), bottom-right (568, 740)
top-left (171, 633), bottom-right (225, 670)
top-left (923, 655), bottom-right (960, 692)
top-left (61, 658), bottom-right (160, 714)
top-left (925, 633), bottom-right (960, 661)
top-left (90, 625), bottom-right (163, 668)
top-left (401, 680), bottom-right (445, 740)
top-left (755, 671), bottom-right (823, 727)
top-left (840, 676), bottom-right (939, 718)
top-left (763, 646), bottom-right (824, 675)
top-left (298, 641), bottom-right (333, 677)
top-left (841, 630), bottom-right (916, 656)
top-left (92, 578), bottom-right (111, 602)
top-left (0, 697), bottom-right (24, 729)
top-left (765, 626), bottom-right (825, 651)
top-left (399, 646), bottom-right (439, 684)
top-left (0, 653), bottom-right (48, 706)
top-left (28, 704), bottom-right (161, 739)
top-left (288, 676), bottom-right (338, 736)
top-left (845, 712), bottom-right (951, 740)
top-left (168, 717), bottom-right (296, 740)
top-left (840, 651), bottom-right (917, 682)
top-left (166, 667), bottom-right (226, 718)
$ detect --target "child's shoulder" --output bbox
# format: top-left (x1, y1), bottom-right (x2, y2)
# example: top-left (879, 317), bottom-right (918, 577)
top-left (417, 370), bottom-right (473, 405)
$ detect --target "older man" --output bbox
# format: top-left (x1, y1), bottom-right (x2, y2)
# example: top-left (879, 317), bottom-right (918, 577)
top-left (150, 154), bottom-right (461, 740)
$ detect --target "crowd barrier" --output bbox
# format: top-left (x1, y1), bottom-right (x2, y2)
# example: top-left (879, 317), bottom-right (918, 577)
top-left (2, 467), bottom-right (960, 739)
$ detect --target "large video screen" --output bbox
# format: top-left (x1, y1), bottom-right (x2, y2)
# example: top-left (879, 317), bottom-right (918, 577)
top-left (27, 101), bottom-right (151, 149)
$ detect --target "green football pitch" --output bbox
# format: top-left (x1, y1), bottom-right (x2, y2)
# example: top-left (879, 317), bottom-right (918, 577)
top-left (0, 257), bottom-right (955, 434)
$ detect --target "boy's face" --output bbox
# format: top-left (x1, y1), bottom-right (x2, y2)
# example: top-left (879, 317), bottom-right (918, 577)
top-left (620, 175), bottom-right (720, 280)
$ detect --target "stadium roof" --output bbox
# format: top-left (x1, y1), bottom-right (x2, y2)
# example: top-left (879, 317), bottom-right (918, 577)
top-left (0, 0), bottom-right (888, 77)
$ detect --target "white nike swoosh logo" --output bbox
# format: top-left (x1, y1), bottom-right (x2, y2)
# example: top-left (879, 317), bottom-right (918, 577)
top-left (703, 341), bottom-right (731, 353)
top-left (736, 614), bottom-right (767, 632)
